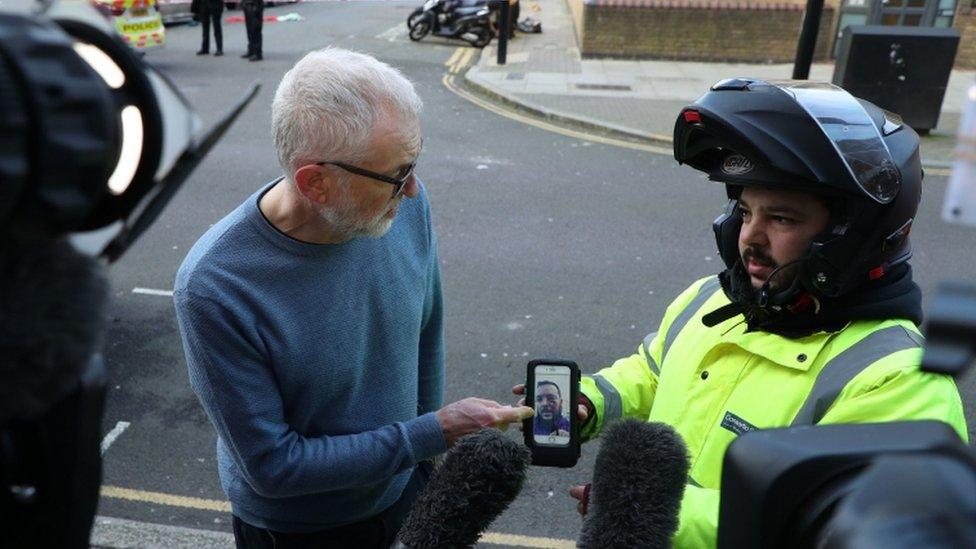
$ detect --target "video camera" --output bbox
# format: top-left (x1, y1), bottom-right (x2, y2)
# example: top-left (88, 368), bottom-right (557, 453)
top-left (717, 83), bottom-right (976, 549)
top-left (0, 1), bottom-right (257, 546)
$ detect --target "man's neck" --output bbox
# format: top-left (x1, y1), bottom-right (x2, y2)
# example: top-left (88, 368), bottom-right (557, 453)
top-left (259, 179), bottom-right (351, 245)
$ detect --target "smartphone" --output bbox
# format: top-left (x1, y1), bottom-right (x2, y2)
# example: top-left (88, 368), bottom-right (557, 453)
top-left (523, 359), bottom-right (581, 467)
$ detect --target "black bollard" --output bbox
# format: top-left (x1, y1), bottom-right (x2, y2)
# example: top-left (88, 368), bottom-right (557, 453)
top-left (792, 0), bottom-right (825, 79)
top-left (496, 0), bottom-right (509, 65)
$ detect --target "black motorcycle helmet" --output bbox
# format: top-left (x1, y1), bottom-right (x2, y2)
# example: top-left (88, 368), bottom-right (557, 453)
top-left (673, 78), bottom-right (921, 307)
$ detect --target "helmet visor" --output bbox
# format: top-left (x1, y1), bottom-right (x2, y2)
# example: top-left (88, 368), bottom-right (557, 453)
top-left (770, 81), bottom-right (901, 204)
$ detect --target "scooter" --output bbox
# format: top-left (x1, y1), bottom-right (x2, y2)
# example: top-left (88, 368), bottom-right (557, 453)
top-left (407, 0), bottom-right (486, 28)
top-left (407, 0), bottom-right (494, 48)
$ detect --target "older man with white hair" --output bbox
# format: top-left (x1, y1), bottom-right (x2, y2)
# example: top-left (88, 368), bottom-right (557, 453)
top-left (174, 48), bottom-right (532, 548)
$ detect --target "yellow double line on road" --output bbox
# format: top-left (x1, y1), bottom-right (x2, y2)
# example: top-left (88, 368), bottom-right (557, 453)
top-left (445, 46), bottom-right (478, 75)
top-left (442, 47), bottom-right (674, 155)
top-left (101, 485), bottom-right (575, 548)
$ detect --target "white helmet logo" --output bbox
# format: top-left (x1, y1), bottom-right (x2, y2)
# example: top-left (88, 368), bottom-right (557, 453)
top-left (722, 154), bottom-right (753, 176)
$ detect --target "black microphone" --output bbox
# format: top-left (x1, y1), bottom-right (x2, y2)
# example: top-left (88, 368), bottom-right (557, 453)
top-left (756, 258), bottom-right (804, 308)
top-left (578, 418), bottom-right (689, 549)
top-left (394, 429), bottom-right (530, 549)
top-left (0, 238), bottom-right (107, 421)
top-left (0, 237), bottom-right (109, 548)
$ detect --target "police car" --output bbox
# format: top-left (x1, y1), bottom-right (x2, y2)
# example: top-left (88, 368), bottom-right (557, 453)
top-left (95, 0), bottom-right (166, 50)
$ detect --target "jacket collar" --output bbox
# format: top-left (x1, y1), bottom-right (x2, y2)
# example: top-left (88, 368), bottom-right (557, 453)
top-left (717, 263), bottom-right (921, 338)
top-left (722, 319), bottom-right (841, 371)
top-left (705, 290), bottom-right (841, 372)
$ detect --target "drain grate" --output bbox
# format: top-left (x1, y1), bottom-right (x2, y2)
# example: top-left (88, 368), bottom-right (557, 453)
top-left (506, 72), bottom-right (526, 80)
top-left (575, 83), bottom-right (632, 91)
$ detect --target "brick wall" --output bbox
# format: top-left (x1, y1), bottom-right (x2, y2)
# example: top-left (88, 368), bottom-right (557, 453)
top-left (954, 3), bottom-right (976, 69)
top-left (576, 0), bottom-right (836, 63)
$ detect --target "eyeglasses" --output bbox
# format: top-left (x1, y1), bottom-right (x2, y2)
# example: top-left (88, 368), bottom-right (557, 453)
top-left (316, 156), bottom-right (418, 201)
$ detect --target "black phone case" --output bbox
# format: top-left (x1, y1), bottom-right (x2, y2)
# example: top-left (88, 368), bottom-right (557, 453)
top-left (523, 358), bottom-right (581, 467)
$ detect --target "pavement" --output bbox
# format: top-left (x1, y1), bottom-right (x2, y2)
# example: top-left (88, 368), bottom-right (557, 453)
top-left (90, 516), bottom-right (234, 549)
top-left (464, 0), bottom-right (976, 168)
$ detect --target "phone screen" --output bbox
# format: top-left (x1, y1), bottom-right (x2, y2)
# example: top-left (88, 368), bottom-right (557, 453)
top-left (532, 364), bottom-right (572, 447)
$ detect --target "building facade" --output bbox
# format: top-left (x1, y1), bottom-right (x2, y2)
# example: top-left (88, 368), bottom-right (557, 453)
top-left (568, 0), bottom-right (975, 68)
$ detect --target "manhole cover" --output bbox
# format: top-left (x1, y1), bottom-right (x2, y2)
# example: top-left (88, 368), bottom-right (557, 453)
top-left (575, 83), bottom-right (632, 91)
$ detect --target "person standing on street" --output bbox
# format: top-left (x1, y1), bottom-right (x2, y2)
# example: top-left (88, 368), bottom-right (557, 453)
top-left (241, 0), bottom-right (264, 61)
top-left (515, 80), bottom-right (968, 548)
top-left (174, 48), bottom-right (533, 548)
top-left (196, 0), bottom-right (224, 56)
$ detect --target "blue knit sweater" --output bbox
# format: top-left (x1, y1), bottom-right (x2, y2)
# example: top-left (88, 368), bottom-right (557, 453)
top-left (173, 179), bottom-right (447, 532)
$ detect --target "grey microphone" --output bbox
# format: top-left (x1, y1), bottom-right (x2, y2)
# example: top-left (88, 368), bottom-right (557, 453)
top-left (394, 428), bottom-right (530, 549)
top-left (578, 418), bottom-right (689, 549)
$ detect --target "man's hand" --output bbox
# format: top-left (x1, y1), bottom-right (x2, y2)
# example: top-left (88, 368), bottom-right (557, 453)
top-left (436, 398), bottom-right (534, 447)
top-left (511, 384), bottom-right (591, 431)
top-left (569, 483), bottom-right (591, 516)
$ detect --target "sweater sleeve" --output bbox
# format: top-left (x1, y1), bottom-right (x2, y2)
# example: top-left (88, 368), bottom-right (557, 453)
top-left (417, 211), bottom-right (444, 417)
top-left (174, 289), bottom-right (447, 499)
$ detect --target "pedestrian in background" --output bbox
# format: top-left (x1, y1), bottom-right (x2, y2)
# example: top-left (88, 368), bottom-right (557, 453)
top-left (509, 0), bottom-right (519, 38)
top-left (196, 0), bottom-right (224, 56)
top-left (241, 0), bottom-right (264, 61)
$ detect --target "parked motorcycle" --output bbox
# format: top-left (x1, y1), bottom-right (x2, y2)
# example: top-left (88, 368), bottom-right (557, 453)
top-left (408, 0), bottom-right (494, 48)
top-left (407, 0), bottom-right (485, 28)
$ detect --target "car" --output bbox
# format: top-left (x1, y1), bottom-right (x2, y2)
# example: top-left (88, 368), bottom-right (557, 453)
top-left (94, 0), bottom-right (166, 49)
top-left (157, 0), bottom-right (194, 24)
top-left (224, 0), bottom-right (298, 10)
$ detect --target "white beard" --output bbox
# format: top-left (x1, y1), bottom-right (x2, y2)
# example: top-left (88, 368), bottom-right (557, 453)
top-left (320, 189), bottom-right (396, 240)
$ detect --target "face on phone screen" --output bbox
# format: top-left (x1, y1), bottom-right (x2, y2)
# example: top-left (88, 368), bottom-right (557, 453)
top-left (533, 365), bottom-right (571, 447)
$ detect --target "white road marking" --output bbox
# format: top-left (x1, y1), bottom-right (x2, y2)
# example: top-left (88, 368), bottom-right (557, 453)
top-left (133, 287), bottom-right (174, 297)
top-left (100, 421), bottom-right (131, 455)
top-left (375, 22), bottom-right (404, 41)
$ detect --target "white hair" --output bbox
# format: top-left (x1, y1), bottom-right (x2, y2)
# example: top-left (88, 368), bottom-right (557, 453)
top-left (272, 47), bottom-right (423, 180)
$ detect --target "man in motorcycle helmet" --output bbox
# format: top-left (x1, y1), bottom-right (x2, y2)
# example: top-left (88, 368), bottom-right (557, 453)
top-left (564, 80), bottom-right (968, 547)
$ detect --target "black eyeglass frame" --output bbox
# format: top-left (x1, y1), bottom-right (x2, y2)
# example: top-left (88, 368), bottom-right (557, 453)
top-left (315, 158), bottom-right (417, 200)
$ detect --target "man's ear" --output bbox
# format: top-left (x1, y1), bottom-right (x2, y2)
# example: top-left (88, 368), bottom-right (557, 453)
top-left (294, 164), bottom-right (337, 205)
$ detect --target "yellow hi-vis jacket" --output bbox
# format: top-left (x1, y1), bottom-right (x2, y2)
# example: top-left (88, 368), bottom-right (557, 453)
top-left (580, 276), bottom-right (968, 548)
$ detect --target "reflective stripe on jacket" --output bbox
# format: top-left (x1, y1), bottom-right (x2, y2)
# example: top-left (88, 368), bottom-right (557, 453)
top-left (580, 275), bottom-right (968, 548)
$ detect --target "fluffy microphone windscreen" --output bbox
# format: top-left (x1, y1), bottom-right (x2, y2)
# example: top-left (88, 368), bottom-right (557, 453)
top-left (578, 418), bottom-right (689, 549)
top-left (0, 238), bottom-right (107, 421)
top-left (396, 429), bottom-right (531, 549)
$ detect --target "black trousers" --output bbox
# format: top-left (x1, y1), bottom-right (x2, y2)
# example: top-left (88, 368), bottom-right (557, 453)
top-left (232, 463), bottom-right (430, 549)
top-left (243, 2), bottom-right (264, 56)
top-left (200, 7), bottom-right (223, 52)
